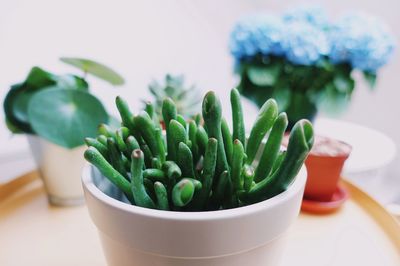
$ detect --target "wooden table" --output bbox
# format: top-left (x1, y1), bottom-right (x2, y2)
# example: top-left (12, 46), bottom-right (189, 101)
top-left (1, 172), bottom-right (399, 266)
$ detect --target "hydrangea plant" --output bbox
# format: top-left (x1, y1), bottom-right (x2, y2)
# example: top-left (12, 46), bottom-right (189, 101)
top-left (329, 13), bottom-right (395, 72)
top-left (229, 7), bottom-right (396, 128)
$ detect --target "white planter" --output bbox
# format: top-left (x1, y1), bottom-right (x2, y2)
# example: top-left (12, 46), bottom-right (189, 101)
top-left (82, 165), bottom-right (307, 266)
top-left (27, 135), bottom-right (86, 206)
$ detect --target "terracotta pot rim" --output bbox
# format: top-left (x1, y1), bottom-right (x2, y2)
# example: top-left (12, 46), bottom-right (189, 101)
top-left (307, 151), bottom-right (351, 160)
top-left (308, 137), bottom-right (352, 159)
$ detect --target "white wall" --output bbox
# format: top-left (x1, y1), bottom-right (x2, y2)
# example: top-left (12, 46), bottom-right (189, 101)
top-left (1, 0), bottom-right (399, 180)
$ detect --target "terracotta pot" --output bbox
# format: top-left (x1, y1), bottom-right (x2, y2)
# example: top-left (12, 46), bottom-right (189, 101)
top-left (304, 136), bottom-right (352, 201)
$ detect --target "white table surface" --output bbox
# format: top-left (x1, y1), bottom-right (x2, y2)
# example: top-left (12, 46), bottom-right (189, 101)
top-left (313, 118), bottom-right (397, 174)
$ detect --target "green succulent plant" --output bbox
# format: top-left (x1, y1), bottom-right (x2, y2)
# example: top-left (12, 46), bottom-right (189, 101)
top-left (146, 74), bottom-right (201, 120)
top-left (84, 88), bottom-right (314, 211)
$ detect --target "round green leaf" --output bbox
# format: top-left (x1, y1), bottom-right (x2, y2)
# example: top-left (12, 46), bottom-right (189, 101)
top-left (28, 89), bottom-right (109, 148)
top-left (11, 84), bottom-right (82, 129)
top-left (60, 57), bottom-right (125, 86)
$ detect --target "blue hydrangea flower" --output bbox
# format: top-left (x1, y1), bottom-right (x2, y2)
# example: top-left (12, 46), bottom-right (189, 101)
top-left (282, 21), bottom-right (330, 65)
top-left (283, 6), bottom-right (330, 30)
top-left (229, 15), bottom-right (285, 60)
top-left (329, 12), bottom-right (396, 72)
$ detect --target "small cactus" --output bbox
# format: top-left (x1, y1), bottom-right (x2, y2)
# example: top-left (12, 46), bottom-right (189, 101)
top-left (85, 89), bottom-right (314, 211)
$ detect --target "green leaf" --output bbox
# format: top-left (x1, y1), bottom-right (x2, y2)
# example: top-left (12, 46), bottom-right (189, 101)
top-left (24, 67), bottom-right (57, 88)
top-left (12, 84), bottom-right (74, 130)
top-left (56, 74), bottom-right (89, 91)
top-left (316, 58), bottom-right (334, 71)
top-left (238, 81), bottom-right (273, 109)
top-left (12, 87), bottom-right (36, 124)
top-left (363, 71), bottom-right (377, 89)
top-left (318, 83), bottom-right (350, 114)
top-left (272, 86), bottom-right (291, 111)
top-left (286, 64), bottom-right (317, 91)
top-left (28, 89), bottom-right (109, 148)
top-left (247, 64), bottom-right (281, 86)
top-left (284, 92), bottom-right (318, 123)
top-left (306, 88), bottom-right (325, 105)
top-left (60, 57), bottom-right (125, 86)
top-left (333, 74), bottom-right (355, 94)
top-left (3, 83), bottom-right (34, 133)
top-left (5, 117), bottom-right (22, 133)
top-left (5, 67), bottom-right (58, 130)
top-left (3, 67), bottom-right (92, 135)
top-left (335, 63), bottom-right (352, 75)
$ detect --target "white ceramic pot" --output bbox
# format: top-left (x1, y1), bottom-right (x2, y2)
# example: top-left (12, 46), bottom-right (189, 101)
top-left (82, 165), bottom-right (307, 266)
top-left (27, 135), bottom-right (86, 206)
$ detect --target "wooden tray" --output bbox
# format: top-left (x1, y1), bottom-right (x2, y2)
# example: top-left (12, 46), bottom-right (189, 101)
top-left (1, 172), bottom-right (399, 266)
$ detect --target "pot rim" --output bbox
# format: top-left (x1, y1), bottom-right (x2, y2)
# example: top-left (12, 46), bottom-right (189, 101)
top-left (82, 164), bottom-right (307, 221)
top-left (308, 137), bottom-right (352, 159)
top-left (307, 151), bottom-right (351, 160)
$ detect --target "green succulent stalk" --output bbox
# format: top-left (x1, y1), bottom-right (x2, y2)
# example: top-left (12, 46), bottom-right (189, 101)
top-left (85, 88), bottom-right (314, 211)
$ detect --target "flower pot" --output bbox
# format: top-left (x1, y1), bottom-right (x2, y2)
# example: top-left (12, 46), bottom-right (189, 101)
top-left (304, 136), bottom-right (352, 201)
top-left (82, 165), bottom-right (307, 266)
top-left (27, 135), bottom-right (86, 206)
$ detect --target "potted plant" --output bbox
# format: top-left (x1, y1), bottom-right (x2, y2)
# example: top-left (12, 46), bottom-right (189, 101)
top-left (144, 74), bottom-right (202, 128)
top-left (304, 136), bottom-right (352, 201)
top-left (82, 88), bottom-right (314, 266)
top-left (283, 135), bottom-right (352, 213)
top-left (229, 7), bottom-right (396, 129)
top-left (3, 57), bottom-right (124, 206)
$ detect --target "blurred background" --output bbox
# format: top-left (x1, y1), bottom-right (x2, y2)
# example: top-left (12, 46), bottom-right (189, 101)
top-left (0, 0), bottom-right (399, 203)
